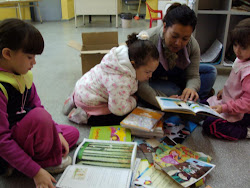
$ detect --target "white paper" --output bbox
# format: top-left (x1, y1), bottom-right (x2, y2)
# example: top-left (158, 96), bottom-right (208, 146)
top-left (201, 39), bottom-right (223, 63)
top-left (56, 165), bottom-right (132, 188)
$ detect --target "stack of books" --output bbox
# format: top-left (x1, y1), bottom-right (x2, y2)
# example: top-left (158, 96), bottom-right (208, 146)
top-left (120, 106), bottom-right (165, 138)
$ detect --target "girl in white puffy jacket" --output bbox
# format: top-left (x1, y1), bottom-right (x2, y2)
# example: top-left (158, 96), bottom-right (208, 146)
top-left (63, 32), bottom-right (159, 126)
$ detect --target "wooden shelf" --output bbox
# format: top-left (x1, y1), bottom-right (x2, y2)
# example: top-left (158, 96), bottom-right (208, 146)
top-left (194, 0), bottom-right (249, 67)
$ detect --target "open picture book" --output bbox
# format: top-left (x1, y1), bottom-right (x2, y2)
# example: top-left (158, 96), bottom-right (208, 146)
top-left (56, 139), bottom-right (138, 188)
top-left (162, 158), bottom-right (215, 188)
top-left (156, 97), bottom-right (224, 119)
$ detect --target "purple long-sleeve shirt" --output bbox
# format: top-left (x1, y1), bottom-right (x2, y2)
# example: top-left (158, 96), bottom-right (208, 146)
top-left (0, 69), bottom-right (62, 178)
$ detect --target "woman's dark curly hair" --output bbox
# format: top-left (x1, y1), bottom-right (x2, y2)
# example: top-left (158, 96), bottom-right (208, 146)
top-left (163, 3), bottom-right (197, 31)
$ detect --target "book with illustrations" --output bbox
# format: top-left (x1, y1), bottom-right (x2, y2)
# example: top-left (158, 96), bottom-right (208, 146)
top-left (162, 158), bottom-right (215, 188)
top-left (89, 125), bottom-right (131, 142)
top-left (156, 97), bottom-right (224, 119)
top-left (133, 159), bottom-right (182, 188)
top-left (120, 106), bottom-right (165, 132)
top-left (56, 139), bottom-right (138, 188)
top-left (153, 144), bottom-right (211, 170)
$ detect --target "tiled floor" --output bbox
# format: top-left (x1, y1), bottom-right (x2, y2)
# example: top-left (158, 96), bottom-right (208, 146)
top-left (0, 17), bottom-right (249, 188)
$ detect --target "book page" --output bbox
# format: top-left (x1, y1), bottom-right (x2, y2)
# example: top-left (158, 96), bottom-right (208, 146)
top-left (187, 101), bottom-right (224, 119)
top-left (134, 164), bottom-right (182, 188)
top-left (56, 165), bottom-right (132, 188)
top-left (156, 97), bottom-right (193, 114)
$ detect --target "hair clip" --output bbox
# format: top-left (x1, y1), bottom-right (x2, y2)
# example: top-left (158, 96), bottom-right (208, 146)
top-left (136, 31), bottom-right (149, 40)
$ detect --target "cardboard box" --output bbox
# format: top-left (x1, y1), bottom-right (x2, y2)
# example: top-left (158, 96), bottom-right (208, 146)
top-left (68, 32), bottom-right (119, 74)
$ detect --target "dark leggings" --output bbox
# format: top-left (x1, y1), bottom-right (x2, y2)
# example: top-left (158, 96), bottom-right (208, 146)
top-left (202, 114), bottom-right (249, 140)
top-left (88, 113), bottom-right (128, 126)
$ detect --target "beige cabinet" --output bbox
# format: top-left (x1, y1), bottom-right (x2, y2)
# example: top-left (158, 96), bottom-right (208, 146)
top-left (74, 0), bottom-right (122, 27)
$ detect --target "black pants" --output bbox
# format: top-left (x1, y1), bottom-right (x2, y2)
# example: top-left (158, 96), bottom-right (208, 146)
top-left (88, 113), bottom-right (129, 126)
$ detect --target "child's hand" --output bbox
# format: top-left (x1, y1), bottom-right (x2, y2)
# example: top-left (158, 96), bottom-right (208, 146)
top-left (211, 105), bottom-right (222, 114)
top-left (33, 168), bottom-right (56, 188)
top-left (217, 89), bottom-right (223, 100)
top-left (59, 133), bottom-right (69, 157)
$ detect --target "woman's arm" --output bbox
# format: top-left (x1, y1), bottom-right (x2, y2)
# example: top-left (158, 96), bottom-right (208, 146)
top-left (185, 36), bottom-right (201, 92)
top-left (137, 81), bottom-right (168, 108)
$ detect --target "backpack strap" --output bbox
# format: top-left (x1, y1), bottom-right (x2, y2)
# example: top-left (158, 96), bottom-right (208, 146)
top-left (0, 83), bottom-right (8, 101)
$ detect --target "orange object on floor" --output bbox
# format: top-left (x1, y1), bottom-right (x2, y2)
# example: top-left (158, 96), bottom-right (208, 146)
top-left (146, 2), bottom-right (163, 28)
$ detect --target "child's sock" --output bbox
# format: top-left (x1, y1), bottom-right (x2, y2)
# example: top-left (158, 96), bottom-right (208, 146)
top-left (68, 107), bottom-right (88, 124)
top-left (62, 94), bottom-right (75, 115)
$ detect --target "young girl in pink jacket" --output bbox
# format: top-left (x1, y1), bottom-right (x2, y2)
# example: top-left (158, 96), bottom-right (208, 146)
top-left (202, 18), bottom-right (250, 140)
top-left (0, 19), bottom-right (79, 187)
top-left (63, 32), bottom-right (159, 126)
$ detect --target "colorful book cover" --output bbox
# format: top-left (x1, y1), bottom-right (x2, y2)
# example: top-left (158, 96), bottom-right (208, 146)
top-left (120, 107), bottom-right (165, 132)
top-left (162, 158), bottom-right (215, 188)
top-left (89, 125), bottom-right (131, 142)
top-left (153, 144), bottom-right (201, 169)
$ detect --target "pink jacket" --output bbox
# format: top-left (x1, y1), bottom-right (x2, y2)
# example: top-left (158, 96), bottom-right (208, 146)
top-left (208, 58), bottom-right (250, 122)
top-left (0, 68), bottom-right (62, 178)
top-left (74, 45), bottom-right (137, 116)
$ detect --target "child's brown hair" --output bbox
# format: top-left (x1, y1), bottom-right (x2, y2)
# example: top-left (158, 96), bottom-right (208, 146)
top-left (0, 18), bottom-right (44, 58)
top-left (126, 33), bottom-right (159, 69)
top-left (231, 18), bottom-right (250, 48)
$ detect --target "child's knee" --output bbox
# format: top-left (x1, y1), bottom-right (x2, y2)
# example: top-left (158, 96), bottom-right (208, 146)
top-left (70, 126), bottom-right (80, 142)
top-left (28, 107), bottom-right (53, 127)
top-left (60, 125), bottom-right (80, 147)
top-left (202, 117), bottom-right (217, 135)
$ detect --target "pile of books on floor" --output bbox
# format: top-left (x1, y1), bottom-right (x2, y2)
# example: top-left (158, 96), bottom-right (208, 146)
top-left (56, 104), bottom-right (219, 188)
top-left (120, 106), bottom-right (165, 138)
top-left (56, 126), bottom-right (215, 188)
top-left (133, 137), bottom-right (215, 188)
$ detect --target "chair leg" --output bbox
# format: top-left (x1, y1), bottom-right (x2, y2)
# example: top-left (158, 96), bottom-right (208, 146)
top-left (110, 15), bottom-right (112, 23)
top-left (36, 2), bottom-right (43, 23)
top-left (89, 15), bottom-right (91, 23)
top-left (149, 19), bottom-right (152, 28)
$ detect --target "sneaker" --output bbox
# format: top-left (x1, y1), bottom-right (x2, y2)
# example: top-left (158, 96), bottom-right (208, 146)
top-left (68, 107), bottom-right (88, 124)
top-left (45, 156), bottom-right (72, 174)
top-left (62, 94), bottom-right (76, 115)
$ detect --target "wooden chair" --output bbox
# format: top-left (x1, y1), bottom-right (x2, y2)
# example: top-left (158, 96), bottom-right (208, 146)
top-left (146, 2), bottom-right (163, 28)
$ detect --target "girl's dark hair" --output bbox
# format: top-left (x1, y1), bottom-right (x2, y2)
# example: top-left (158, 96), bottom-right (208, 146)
top-left (0, 18), bottom-right (44, 58)
top-left (126, 33), bottom-right (159, 69)
top-left (163, 3), bottom-right (197, 31)
top-left (230, 18), bottom-right (250, 48)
